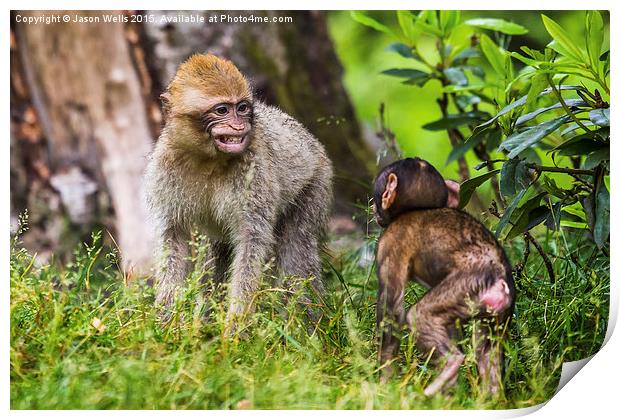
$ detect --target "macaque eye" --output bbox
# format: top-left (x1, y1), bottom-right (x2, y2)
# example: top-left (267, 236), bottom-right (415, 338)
top-left (214, 105), bottom-right (229, 116)
top-left (237, 102), bottom-right (250, 113)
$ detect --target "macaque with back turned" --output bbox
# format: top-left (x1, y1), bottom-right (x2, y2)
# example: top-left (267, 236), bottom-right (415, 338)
top-left (373, 157), bottom-right (460, 227)
top-left (373, 158), bottom-right (515, 396)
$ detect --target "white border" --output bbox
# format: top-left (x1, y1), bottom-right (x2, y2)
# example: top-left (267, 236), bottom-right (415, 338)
top-left (3, 1), bottom-right (618, 418)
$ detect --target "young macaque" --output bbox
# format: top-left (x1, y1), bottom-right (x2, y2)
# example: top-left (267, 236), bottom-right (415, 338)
top-left (373, 157), bottom-right (460, 227)
top-left (144, 54), bottom-right (333, 332)
top-left (373, 159), bottom-right (515, 396)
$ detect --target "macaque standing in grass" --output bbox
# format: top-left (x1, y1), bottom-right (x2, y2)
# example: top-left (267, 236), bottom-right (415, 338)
top-left (144, 54), bottom-right (333, 333)
top-left (373, 158), bottom-right (515, 396)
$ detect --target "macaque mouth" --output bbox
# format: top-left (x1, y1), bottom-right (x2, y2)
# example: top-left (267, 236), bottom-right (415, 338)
top-left (213, 134), bottom-right (248, 153)
top-left (217, 135), bottom-right (245, 144)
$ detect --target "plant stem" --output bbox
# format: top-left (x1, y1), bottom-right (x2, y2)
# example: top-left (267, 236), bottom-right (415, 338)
top-left (529, 164), bottom-right (595, 176)
top-left (524, 232), bottom-right (556, 283)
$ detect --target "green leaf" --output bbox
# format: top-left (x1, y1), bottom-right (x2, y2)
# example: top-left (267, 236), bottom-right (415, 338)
top-left (444, 67), bottom-right (468, 86)
top-left (381, 69), bottom-right (429, 86)
top-left (505, 192), bottom-right (548, 240)
top-left (397, 11), bottom-right (418, 43)
top-left (583, 147), bottom-right (610, 170)
top-left (477, 85), bottom-right (582, 129)
top-left (351, 12), bottom-right (396, 37)
top-left (512, 205), bottom-right (551, 239)
top-left (446, 126), bottom-right (500, 166)
top-left (422, 111), bottom-right (489, 131)
top-left (510, 51), bottom-right (540, 67)
top-left (454, 94), bottom-right (481, 108)
top-left (521, 46), bottom-right (546, 61)
top-left (585, 11), bottom-right (604, 66)
top-left (557, 138), bottom-right (606, 157)
top-left (480, 34), bottom-right (506, 76)
top-left (541, 14), bottom-right (586, 62)
top-left (414, 11), bottom-right (443, 37)
top-left (500, 159), bottom-right (534, 198)
top-left (499, 159), bottom-right (518, 197)
top-left (464, 18), bottom-right (528, 35)
top-left (504, 54), bottom-right (514, 81)
top-left (439, 10), bottom-right (461, 35)
top-left (385, 42), bottom-right (414, 58)
top-left (499, 115), bottom-right (571, 158)
top-left (495, 188), bottom-right (528, 237)
top-left (458, 169), bottom-right (500, 209)
top-left (589, 108), bottom-right (610, 127)
top-left (560, 220), bottom-right (588, 229)
top-left (516, 148), bottom-right (541, 165)
top-left (452, 48), bottom-right (480, 63)
top-left (525, 73), bottom-right (549, 111)
top-left (460, 65), bottom-right (485, 79)
top-left (516, 99), bottom-right (586, 126)
top-left (594, 182), bottom-right (610, 248)
top-left (402, 76), bottom-right (431, 86)
top-left (561, 121), bottom-right (595, 136)
top-left (562, 202), bottom-right (587, 221)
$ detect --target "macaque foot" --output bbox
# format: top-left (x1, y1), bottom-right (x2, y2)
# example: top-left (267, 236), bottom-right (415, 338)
top-left (379, 361), bottom-right (398, 384)
top-left (154, 289), bottom-right (180, 324)
top-left (224, 302), bottom-right (252, 338)
top-left (423, 353), bottom-right (465, 396)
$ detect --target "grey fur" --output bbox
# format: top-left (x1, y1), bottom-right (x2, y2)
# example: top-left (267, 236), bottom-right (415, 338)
top-left (143, 102), bottom-right (333, 329)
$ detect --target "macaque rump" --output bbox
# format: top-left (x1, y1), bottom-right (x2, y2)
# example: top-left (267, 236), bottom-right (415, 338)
top-left (376, 209), bottom-right (515, 396)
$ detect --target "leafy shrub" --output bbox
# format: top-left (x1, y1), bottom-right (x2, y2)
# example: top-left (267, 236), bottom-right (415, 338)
top-left (353, 10), bottom-right (609, 250)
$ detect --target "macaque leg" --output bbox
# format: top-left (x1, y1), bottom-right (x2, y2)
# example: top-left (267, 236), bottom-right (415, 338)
top-left (376, 261), bottom-right (408, 380)
top-left (276, 225), bottom-right (322, 321)
top-left (406, 273), bottom-right (470, 396)
top-left (276, 185), bottom-right (329, 318)
top-left (155, 228), bottom-right (190, 311)
top-left (474, 321), bottom-right (505, 395)
top-left (225, 218), bottom-right (275, 334)
top-left (210, 240), bottom-right (233, 286)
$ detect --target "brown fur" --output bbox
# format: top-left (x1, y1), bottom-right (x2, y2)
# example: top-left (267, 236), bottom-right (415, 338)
top-left (143, 54), bottom-right (333, 332)
top-left (374, 157), bottom-right (458, 227)
top-left (376, 209), bottom-right (515, 395)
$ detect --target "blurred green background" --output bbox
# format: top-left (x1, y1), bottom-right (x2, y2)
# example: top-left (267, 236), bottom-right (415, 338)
top-left (327, 11), bottom-right (608, 193)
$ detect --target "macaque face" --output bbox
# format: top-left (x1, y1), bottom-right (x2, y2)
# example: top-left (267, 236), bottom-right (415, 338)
top-left (202, 100), bottom-right (253, 154)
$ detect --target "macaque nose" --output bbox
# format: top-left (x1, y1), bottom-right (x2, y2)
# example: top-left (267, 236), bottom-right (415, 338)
top-left (229, 124), bottom-right (245, 132)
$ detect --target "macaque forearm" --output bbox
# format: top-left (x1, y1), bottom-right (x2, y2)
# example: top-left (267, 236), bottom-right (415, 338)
top-left (155, 228), bottom-right (190, 307)
top-left (226, 207), bottom-right (276, 321)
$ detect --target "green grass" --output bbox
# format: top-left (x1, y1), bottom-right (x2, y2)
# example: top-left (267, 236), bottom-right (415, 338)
top-left (10, 222), bottom-right (609, 409)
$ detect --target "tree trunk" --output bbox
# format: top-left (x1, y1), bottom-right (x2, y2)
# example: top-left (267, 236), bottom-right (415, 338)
top-left (142, 10), bottom-right (375, 214)
top-left (13, 11), bottom-right (154, 274)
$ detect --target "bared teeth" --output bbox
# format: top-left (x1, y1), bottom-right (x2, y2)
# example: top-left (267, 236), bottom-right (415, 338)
top-left (220, 136), bottom-right (243, 144)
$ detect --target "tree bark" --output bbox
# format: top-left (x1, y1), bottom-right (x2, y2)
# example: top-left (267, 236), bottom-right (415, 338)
top-left (13, 10), bottom-right (154, 273)
top-left (143, 10), bottom-right (375, 214)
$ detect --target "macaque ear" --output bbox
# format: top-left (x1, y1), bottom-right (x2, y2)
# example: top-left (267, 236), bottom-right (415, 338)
top-left (160, 91), bottom-right (172, 118)
top-left (381, 173), bottom-right (398, 210)
top-left (445, 180), bottom-right (460, 209)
